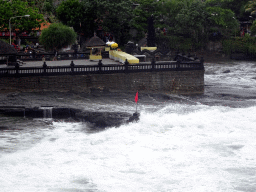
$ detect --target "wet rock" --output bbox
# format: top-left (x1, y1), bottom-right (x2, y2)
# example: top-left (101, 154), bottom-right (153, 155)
top-left (0, 106), bottom-right (25, 117)
top-left (90, 87), bottom-right (110, 97)
top-left (223, 70), bottom-right (231, 73)
top-left (0, 126), bottom-right (9, 130)
top-left (52, 108), bottom-right (81, 119)
top-left (0, 106), bottom-right (140, 128)
top-left (25, 107), bottom-right (44, 118)
top-left (75, 111), bottom-right (132, 128)
top-left (6, 93), bottom-right (19, 98)
top-left (127, 112), bottom-right (140, 123)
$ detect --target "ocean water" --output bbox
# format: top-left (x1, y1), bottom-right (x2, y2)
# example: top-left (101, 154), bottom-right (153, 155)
top-left (0, 61), bottom-right (256, 192)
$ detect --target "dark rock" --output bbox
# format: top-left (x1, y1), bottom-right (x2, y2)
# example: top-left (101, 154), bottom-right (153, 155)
top-left (90, 87), bottom-right (110, 96)
top-left (0, 126), bottom-right (9, 130)
top-left (52, 108), bottom-right (81, 119)
top-left (7, 93), bottom-right (19, 97)
top-left (0, 107), bottom-right (25, 117)
top-left (223, 70), bottom-right (230, 73)
top-left (25, 107), bottom-right (44, 118)
top-left (75, 111), bottom-right (132, 128)
top-left (127, 112), bottom-right (140, 123)
top-left (0, 105), bottom-right (140, 129)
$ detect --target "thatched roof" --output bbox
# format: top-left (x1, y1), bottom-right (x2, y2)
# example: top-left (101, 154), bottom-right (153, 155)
top-left (0, 40), bottom-right (17, 55)
top-left (85, 35), bottom-right (106, 48)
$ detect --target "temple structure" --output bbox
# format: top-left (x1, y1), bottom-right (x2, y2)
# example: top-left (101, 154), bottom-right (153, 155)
top-left (85, 35), bottom-right (106, 60)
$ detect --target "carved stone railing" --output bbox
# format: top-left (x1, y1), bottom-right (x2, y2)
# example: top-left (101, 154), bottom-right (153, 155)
top-left (0, 57), bottom-right (204, 78)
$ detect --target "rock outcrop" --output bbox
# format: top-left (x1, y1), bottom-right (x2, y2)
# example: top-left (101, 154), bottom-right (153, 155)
top-left (0, 106), bottom-right (139, 129)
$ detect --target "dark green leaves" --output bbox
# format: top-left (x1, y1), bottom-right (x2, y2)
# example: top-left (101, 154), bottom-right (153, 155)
top-left (0, 0), bottom-right (44, 33)
top-left (39, 23), bottom-right (77, 51)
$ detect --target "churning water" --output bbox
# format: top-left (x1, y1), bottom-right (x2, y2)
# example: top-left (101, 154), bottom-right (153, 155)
top-left (1, 61), bottom-right (256, 192)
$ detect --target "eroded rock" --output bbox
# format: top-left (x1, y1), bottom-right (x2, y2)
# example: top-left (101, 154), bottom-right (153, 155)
top-left (0, 107), bottom-right (139, 129)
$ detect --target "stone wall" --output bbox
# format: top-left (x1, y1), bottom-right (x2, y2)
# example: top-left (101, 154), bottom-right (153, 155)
top-left (0, 70), bottom-right (204, 95)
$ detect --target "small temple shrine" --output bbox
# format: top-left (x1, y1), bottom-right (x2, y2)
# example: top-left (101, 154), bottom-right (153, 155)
top-left (85, 35), bottom-right (106, 60)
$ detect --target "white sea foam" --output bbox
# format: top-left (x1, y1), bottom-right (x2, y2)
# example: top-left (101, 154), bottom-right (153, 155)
top-left (205, 61), bottom-right (256, 88)
top-left (0, 103), bottom-right (256, 192)
top-left (1, 61), bottom-right (256, 192)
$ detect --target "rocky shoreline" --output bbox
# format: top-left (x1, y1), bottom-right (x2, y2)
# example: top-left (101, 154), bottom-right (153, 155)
top-left (0, 54), bottom-right (238, 129)
top-left (0, 91), bottom-right (145, 129)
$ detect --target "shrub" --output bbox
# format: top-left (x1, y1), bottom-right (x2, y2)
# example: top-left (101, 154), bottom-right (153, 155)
top-left (156, 34), bottom-right (197, 52)
top-left (39, 23), bottom-right (77, 51)
top-left (222, 36), bottom-right (256, 56)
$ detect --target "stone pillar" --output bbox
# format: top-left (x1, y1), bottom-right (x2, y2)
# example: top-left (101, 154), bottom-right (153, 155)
top-left (43, 62), bottom-right (47, 74)
top-left (98, 60), bottom-right (102, 73)
top-left (70, 61), bottom-right (75, 73)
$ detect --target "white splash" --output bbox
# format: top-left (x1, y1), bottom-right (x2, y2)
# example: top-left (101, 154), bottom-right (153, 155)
top-left (1, 104), bottom-right (256, 192)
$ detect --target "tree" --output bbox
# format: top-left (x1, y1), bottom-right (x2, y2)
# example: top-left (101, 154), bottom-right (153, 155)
top-left (39, 23), bottom-right (77, 51)
top-left (56, 0), bottom-right (133, 45)
top-left (56, 0), bottom-right (96, 37)
top-left (245, 0), bottom-right (256, 15)
top-left (175, 1), bottom-right (210, 45)
top-left (93, 0), bottom-right (133, 45)
top-left (0, 0), bottom-right (44, 34)
top-left (25, 0), bottom-right (55, 14)
top-left (206, 6), bottom-right (239, 37)
top-left (206, 0), bottom-right (250, 19)
top-left (158, 0), bottom-right (184, 31)
top-left (250, 20), bottom-right (256, 35)
top-left (130, 0), bottom-right (163, 39)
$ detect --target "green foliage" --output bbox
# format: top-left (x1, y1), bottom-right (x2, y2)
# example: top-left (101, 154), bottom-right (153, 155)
top-left (206, 0), bottom-right (234, 6)
top-left (175, 1), bottom-right (210, 44)
top-left (157, 0), bottom-right (186, 32)
top-left (130, 0), bottom-right (163, 39)
top-left (206, 0), bottom-right (250, 19)
top-left (0, 0), bottom-right (249, 52)
top-left (245, 0), bottom-right (256, 15)
top-left (43, 0), bottom-right (55, 13)
top-left (129, 0), bottom-right (241, 50)
top-left (250, 20), bottom-right (256, 35)
top-left (56, 0), bottom-right (132, 44)
top-left (206, 6), bottom-right (239, 37)
top-left (26, 0), bottom-right (55, 14)
top-left (0, 39), bottom-right (9, 44)
top-left (93, 0), bottom-right (133, 44)
top-left (222, 35), bottom-right (256, 56)
top-left (39, 23), bottom-right (77, 51)
top-left (56, 0), bottom-right (94, 36)
top-left (156, 34), bottom-right (196, 52)
top-left (0, 0), bottom-right (44, 33)
top-left (207, 7), bottom-right (235, 27)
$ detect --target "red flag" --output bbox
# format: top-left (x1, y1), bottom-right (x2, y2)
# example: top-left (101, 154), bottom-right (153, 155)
top-left (135, 91), bottom-right (138, 103)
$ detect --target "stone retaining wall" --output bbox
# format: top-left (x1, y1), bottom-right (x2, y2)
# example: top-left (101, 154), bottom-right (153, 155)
top-left (0, 70), bottom-right (204, 95)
